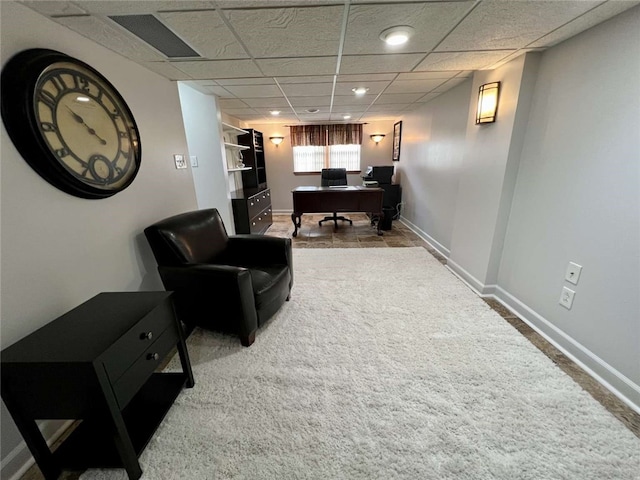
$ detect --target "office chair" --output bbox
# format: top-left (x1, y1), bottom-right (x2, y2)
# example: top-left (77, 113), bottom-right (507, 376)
top-left (318, 168), bottom-right (353, 228)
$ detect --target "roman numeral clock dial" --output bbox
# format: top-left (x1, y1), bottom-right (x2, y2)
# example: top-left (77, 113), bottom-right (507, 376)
top-left (1, 49), bottom-right (141, 199)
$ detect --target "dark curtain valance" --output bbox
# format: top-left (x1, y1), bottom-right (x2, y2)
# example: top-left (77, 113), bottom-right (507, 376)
top-left (289, 124), bottom-right (363, 147)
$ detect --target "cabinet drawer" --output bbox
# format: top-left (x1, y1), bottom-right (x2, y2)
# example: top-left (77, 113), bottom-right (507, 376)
top-left (250, 205), bottom-right (273, 234)
top-left (112, 322), bottom-right (179, 409)
top-left (102, 299), bottom-right (174, 384)
top-left (247, 188), bottom-right (270, 219)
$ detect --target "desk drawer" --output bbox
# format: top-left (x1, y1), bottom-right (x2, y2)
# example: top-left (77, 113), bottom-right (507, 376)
top-left (102, 299), bottom-right (175, 384)
top-left (112, 322), bottom-right (179, 409)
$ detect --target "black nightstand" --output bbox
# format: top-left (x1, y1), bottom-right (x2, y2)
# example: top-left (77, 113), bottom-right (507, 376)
top-left (1, 291), bottom-right (194, 480)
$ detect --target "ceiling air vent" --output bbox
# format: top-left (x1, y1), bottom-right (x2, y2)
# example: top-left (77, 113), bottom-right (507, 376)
top-left (109, 14), bottom-right (200, 58)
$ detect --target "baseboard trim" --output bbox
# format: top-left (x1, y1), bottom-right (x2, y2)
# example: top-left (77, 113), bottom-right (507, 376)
top-left (397, 217), bottom-right (450, 258)
top-left (1, 420), bottom-right (72, 480)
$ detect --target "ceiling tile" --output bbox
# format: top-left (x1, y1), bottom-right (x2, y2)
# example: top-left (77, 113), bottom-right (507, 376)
top-left (375, 93), bottom-right (424, 104)
top-left (437, 0), bottom-right (599, 51)
top-left (281, 83), bottom-right (333, 97)
top-left (256, 57), bottom-right (338, 76)
top-left (366, 104), bottom-right (411, 112)
top-left (216, 78), bottom-right (276, 86)
top-left (414, 51), bottom-right (514, 71)
top-left (288, 96), bottom-right (332, 107)
top-left (20, 1), bottom-right (87, 16)
top-left (416, 92), bottom-right (443, 103)
top-left (344, 2), bottom-right (473, 55)
top-left (223, 85), bottom-right (283, 98)
top-left (56, 16), bottom-right (166, 62)
top-left (72, 1), bottom-right (216, 14)
top-left (158, 10), bottom-right (248, 59)
top-left (242, 97), bottom-right (292, 108)
top-left (173, 59), bottom-right (263, 78)
top-left (340, 54), bottom-right (425, 74)
top-left (385, 79), bottom-right (447, 94)
top-left (336, 73), bottom-right (397, 82)
top-left (330, 105), bottom-right (368, 113)
top-left (332, 95), bottom-right (377, 106)
top-left (276, 76), bottom-right (335, 84)
top-left (223, 6), bottom-right (344, 58)
top-left (214, 0), bottom-right (338, 7)
top-left (219, 98), bottom-right (250, 108)
top-left (432, 77), bottom-right (469, 92)
top-left (223, 108), bottom-right (260, 115)
top-left (293, 106), bottom-right (330, 114)
top-left (395, 71), bottom-right (457, 81)
top-left (143, 61), bottom-right (193, 80)
top-left (205, 86), bottom-right (236, 97)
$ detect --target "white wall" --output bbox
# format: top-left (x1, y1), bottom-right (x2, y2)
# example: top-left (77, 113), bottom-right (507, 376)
top-left (396, 80), bottom-right (472, 255)
top-left (395, 6), bottom-right (640, 411)
top-left (0, 3), bottom-right (198, 478)
top-left (177, 84), bottom-right (234, 231)
top-left (244, 120), bottom-right (395, 212)
top-left (497, 7), bottom-right (640, 404)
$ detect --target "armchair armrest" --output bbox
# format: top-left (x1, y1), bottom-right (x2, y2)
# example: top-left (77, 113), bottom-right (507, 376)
top-left (157, 264), bottom-right (257, 339)
top-left (226, 235), bottom-right (292, 267)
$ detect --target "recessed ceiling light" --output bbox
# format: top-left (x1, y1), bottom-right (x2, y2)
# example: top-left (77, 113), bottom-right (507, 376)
top-left (270, 110), bottom-right (281, 116)
top-left (380, 26), bottom-right (415, 46)
top-left (351, 87), bottom-right (369, 95)
top-left (305, 108), bottom-right (320, 114)
top-left (343, 115), bottom-right (351, 120)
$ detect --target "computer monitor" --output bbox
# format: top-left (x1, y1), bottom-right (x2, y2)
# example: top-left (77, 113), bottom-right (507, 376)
top-left (364, 166), bottom-right (394, 184)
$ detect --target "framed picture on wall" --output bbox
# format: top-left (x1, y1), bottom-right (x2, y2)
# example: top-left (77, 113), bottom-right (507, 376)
top-left (392, 121), bottom-right (402, 161)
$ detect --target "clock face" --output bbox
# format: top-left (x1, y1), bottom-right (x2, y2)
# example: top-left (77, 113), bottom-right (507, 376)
top-left (1, 49), bottom-right (141, 199)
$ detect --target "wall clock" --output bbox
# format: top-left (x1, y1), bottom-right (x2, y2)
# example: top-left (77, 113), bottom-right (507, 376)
top-left (1, 48), bottom-right (141, 199)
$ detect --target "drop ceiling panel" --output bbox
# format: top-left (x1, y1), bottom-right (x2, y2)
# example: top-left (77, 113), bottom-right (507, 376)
top-left (416, 92), bottom-right (444, 103)
top-left (385, 79), bottom-right (448, 94)
top-left (256, 57), bottom-right (338, 76)
top-left (330, 105), bottom-right (368, 113)
top-left (242, 97), bottom-right (292, 108)
top-left (437, 0), bottom-right (599, 51)
top-left (288, 96), bottom-right (332, 107)
top-left (396, 71), bottom-right (458, 81)
top-left (73, 1), bottom-right (216, 15)
top-left (219, 98), bottom-right (250, 108)
top-left (21, 1), bottom-right (87, 16)
top-left (173, 59), bottom-right (263, 78)
top-left (340, 53), bottom-right (425, 74)
top-left (158, 11), bottom-right (249, 59)
top-left (336, 73), bottom-right (397, 82)
top-left (365, 104), bottom-right (411, 112)
top-left (143, 61), bottom-right (194, 80)
top-left (223, 6), bottom-right (344, 58)
top-left (280, 83), bottom-right (334, 97)
top-left (414, 51), bottom-right (515, 71)
top-left (432, 77), bottom-right (469, 92)
top-left (375, 93), bottom-right (425, 104)
top-left (332, 95), bottom-right (377, 106)
top-left (223, 85), bottom-right (284, 98)
top-left (216, 78), bottom-right (276, 86)
top-left (276, 76), bottom-right (335, 84)
top-left (343, 2), bottom-right (473, 55)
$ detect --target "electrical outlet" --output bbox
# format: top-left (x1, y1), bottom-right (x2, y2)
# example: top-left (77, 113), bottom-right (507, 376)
top-left (565, 262), bottom-right (582, 285)
top-left (559, 287), bottom-right (576, 310)
top-left (174, 154), bottom-right (187, 169)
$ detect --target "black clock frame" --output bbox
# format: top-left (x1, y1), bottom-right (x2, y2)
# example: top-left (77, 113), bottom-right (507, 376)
top-left (1, 48), bottom-right (142, 199)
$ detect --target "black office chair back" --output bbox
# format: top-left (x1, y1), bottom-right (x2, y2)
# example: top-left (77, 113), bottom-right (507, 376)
top-left (144, 208), bottom-right (229, 266)
top-left (321, 168), bottom-right (348, 186)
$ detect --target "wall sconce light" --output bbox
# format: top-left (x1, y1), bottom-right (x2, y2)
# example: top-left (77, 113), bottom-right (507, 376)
top-left (370, 134), bottom-right (385, 144)
top-left (475, 81), bottom-right (500, 124)
top-left (269, 136), bottom-right (284, 146)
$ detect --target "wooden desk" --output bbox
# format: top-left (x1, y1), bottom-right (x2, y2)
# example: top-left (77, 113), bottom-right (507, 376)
top-left (291, 186), bottom-right (384, 237)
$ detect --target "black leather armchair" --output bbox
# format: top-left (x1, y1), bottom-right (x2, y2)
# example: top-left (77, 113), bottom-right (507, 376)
top-left (144, 208), bottom-right (293, 347)
top-left (319, 168), bottom-right (353, 227)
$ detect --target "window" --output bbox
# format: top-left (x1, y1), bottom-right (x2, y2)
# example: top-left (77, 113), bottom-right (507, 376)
top-left (290, 124), bottom-right (362, 173)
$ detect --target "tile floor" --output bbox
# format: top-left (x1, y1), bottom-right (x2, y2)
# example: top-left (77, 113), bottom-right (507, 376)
top-left (18, 214), bottom-right (638, 480)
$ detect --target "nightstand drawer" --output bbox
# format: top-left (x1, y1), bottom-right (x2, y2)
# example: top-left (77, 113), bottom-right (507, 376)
top-left (103, 298), bottom-right (175, 384)
top-left (247, 188), bottom-right (270, 219)
top-left (112, 322), bottom-right (179, 409)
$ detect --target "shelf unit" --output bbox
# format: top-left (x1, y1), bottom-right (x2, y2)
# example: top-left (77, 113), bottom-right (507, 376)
top-left (222, 123), bottom-right (250, 193)
top-left (237, 129), bottom-right (266, 190)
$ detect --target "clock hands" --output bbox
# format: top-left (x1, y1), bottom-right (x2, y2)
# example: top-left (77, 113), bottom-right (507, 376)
top-left (66, 106), bottom-right (107, 145)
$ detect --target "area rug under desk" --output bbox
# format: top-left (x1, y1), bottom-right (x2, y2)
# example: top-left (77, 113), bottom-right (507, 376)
top-left (80, 247), bottom-right (639, 480)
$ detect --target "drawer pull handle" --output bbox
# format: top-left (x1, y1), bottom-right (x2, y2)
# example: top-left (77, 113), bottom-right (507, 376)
top-left (252, 222), bottom-right (256, 226)
top-left (257, 199), bottom-right (260, 202)
top-left (147, 353), bottom-right (160, 361)
top-left (250, 202), bottom-right (254, 206)
top-left (140, 331), bottom-right (153, 340)
top-left (258, 217), bottom-right (261, 221)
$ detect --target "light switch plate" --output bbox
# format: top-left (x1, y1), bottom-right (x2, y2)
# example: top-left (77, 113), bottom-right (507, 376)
top-left (565, 262), bottom-right (582, 285)
top-left (190, 155), bottom-right (198, 167)
top-left (174, 154), bottom-right (187, 169)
